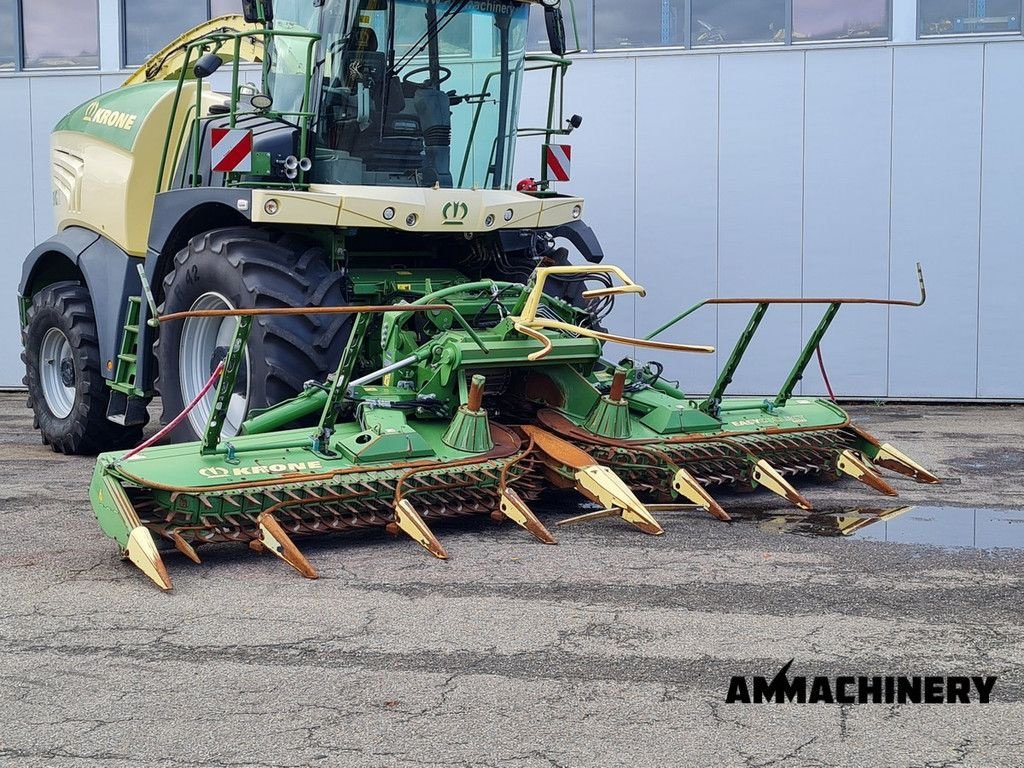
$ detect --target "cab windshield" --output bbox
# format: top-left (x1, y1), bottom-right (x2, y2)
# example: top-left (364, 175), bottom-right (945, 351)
top-left (309, 0), bottom-right (529, 189)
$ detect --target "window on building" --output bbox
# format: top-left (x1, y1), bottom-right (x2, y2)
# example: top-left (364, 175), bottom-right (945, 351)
top-left (793, 0), bottom-right (890, 41)
top-left (919, 0), bottom-right (1021, 36)
top-left (0, 0), bottom-right (17, 72)
top-left (124, 0), bottom-right (208, 66)
top-left (595, 0), bottom-right (685, 49)
top-left (210, 0), bottom-right (240, 16)
top-left (123, 0), bottom-right (252, 67)
top-left (22, 0), bottom-right (99, 68)
top-left (528, 2), bottom-right (593, 51)
top-left (691, 0), bottom-right (787, 46)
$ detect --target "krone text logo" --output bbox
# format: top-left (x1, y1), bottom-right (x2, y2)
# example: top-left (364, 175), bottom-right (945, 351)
top-left (726, 660), bottom-right (997, 705)
top-left (83, 101), bottom-right (138, 132)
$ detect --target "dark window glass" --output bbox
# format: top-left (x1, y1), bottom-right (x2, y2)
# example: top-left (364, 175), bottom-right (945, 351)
top-left (210, 0), bottom-right (240, 16)
top-left (920, 0), bottom-right (1021, 35)
top-left (793, 0), bottom-right (889, 41)
top-left (23, 0), bottom-right (99, 68)
top-left (595, 0), bottom-right (684, 49)
top-left (691, 0), bottom-right (786, 46)
top-left (0, 0), bottom-right (16, 71)
top-left (528, 2), bottom-right (593, 51)
top-left (124, 0), bottom-right (207, 66)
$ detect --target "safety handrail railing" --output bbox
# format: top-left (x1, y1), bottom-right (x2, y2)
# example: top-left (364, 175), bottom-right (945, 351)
top-left (158, 26), bottom-right (320, 193)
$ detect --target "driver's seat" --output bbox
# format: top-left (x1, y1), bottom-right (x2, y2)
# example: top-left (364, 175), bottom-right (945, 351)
top-left (338, 29), bottom-right (426, 178)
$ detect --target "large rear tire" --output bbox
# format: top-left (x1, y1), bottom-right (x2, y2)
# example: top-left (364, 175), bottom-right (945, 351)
top-left (154, 228), bottom-right (350, 443)
top-left (22, 282), bottom-right (144, 454)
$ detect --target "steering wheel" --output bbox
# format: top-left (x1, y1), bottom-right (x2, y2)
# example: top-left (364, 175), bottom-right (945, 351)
top-left (401, 64), bottom-right (453, 88)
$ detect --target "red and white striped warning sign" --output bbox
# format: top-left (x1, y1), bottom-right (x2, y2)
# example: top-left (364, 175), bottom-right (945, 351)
top-left (211, 128), bottom-right (253, 173)
top-left (544, 144), bottom-right (571, 182)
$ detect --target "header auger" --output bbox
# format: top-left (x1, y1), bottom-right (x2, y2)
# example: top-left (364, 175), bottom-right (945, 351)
top-left (90, 264), bottom-right (939, 590)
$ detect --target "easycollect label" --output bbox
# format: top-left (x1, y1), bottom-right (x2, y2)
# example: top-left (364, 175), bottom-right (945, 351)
top-left (199, 460), bottom-right (324, 479)
top-left (730, 416), bottom-right (808, 427)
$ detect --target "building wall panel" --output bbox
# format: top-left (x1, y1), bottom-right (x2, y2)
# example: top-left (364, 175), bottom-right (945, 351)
top-left (634, 54), bottom-right (719, 394)
top-left (0, 77), bottom-right (36, 387)
top-left (977, 42), bottom-right (1024, 398)
top-left (802, 46), bottom-right (894, 398)
top-left (29, 75), bottom-right (103, 244)
top-left (888, 44), bottom-right (984, 398)
top-left (717, 51), bottom-right (805, 395)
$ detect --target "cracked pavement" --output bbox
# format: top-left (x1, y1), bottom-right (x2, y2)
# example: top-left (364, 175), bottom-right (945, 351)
top-left (0, 395), bottom-right (1022, 766)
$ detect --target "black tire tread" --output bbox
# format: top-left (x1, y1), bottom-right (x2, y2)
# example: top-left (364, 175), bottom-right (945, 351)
top-left (154, 228), bottom-right (350, 439)
top-left (22, 283), bottom-right (143, 455)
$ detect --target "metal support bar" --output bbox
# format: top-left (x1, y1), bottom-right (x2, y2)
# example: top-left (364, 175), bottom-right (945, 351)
top-left (316, 312), bottom-right (373, 440)
top-left (701, 303), bottom-right (769, 415)
top-left (774, 302), bottom-right (841, 408)
top-left (348, 355), bottom-right (419, 391)
top-left (136, 264), bottom-right (160, 322)
top-left (201, 316), bottom-right (253, 454)
top-left (645, 263), bottom-right (926, 343)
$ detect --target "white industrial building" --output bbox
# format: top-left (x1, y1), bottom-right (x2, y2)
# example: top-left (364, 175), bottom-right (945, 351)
top-left (1, 0), bottom-right (1022, 399)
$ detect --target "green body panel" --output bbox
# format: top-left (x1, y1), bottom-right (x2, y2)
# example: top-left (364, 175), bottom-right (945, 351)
top-left (89, 470), bottom-right (136, 548)
top-left (93, 417), bottom-right (514, 529)
top-left (55, 82), bottom-right (179, 152)
top-left (96, 416), bottom-right (497, 495)
top-left (570, 366), bottom-right (849, 440)
top-left (337, 409), bottom-right (434, 463)
top-left (527, 364), bottom-right (601, 414)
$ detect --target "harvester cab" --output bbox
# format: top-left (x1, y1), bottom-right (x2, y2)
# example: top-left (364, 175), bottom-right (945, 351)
top-left (176, 0), bottom-right (568, 191)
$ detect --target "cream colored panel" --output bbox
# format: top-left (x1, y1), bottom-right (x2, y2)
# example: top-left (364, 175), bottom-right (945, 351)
top-left (52, 81), bottom-right (208, 256)
top-left (250, 190), bottom-right (343, 226)
top-left (537, 197), bottom-right (584, 228)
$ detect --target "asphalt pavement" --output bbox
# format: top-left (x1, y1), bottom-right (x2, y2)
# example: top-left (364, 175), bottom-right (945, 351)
top-left (0, 394), bottom-right (1022, 767)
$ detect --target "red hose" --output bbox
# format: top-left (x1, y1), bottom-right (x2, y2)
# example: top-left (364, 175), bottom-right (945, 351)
top-left (121, 362), bottom-right (225, 461)
top-left (816, 346), bottom-right (837, 403)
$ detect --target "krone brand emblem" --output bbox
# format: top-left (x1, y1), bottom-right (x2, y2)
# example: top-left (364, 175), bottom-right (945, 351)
top-left (199, 467), bottom-right (230, 479)
top-left (199, 461), bottom-right (324, 479)
top-left (442, 201), bottom-right (469, 225)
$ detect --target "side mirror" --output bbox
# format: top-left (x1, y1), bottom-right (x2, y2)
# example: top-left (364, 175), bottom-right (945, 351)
top-left (544, 5), bottom-right (567, 56)
top-left (193, 53), bottom-right (224, 79)
top-left (242, 0), bottom-right (274, 24)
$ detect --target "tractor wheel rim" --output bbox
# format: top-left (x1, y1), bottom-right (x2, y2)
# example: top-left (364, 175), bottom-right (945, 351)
top-left (179, 292), bottom-right (251, 438)
top-left (40, 327), bottom-right (76, 419)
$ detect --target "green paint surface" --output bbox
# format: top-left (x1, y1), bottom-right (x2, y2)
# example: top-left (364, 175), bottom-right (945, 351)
top-left (55, 82), bottom-right (179, 152)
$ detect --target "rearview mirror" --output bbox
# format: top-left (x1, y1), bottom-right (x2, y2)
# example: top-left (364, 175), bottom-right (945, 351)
top-left (242, 0), bottom-right (274, 23)
top-left (545, 6), bottom-right (567, 56)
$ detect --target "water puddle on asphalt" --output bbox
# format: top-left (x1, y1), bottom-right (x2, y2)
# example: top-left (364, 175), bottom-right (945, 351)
top-left (725, 506), bottom-right (1024, 550)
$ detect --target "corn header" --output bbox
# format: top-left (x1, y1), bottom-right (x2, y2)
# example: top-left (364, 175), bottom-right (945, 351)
top-left (92, 264), bottom-right (938, 590)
